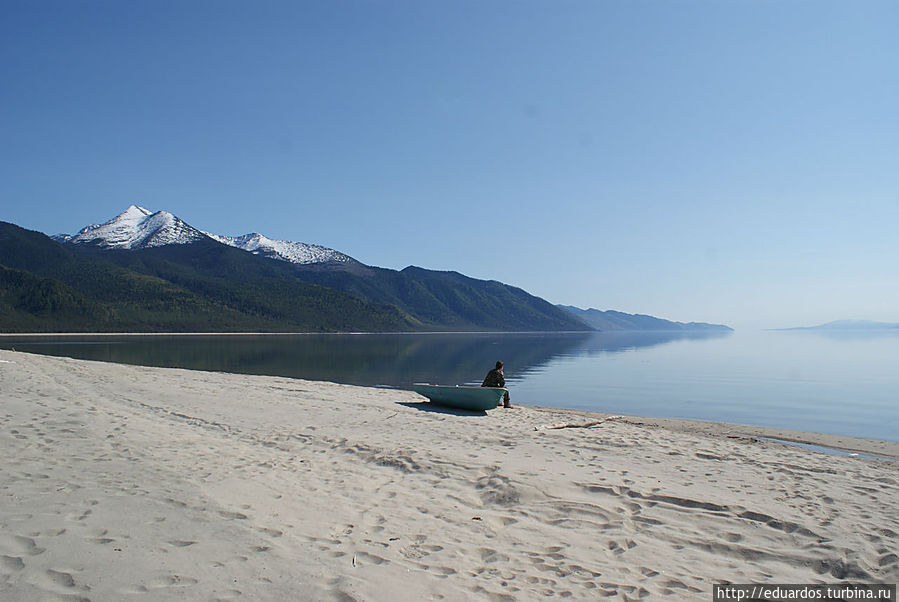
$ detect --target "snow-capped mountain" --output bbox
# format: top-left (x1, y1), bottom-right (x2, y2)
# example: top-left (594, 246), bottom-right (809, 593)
top-left (54, 205), bottom-right (206, 249)
top-left (54, 205), bottom-right (356, 265)
top-left (204, 232), bottom-right (355, 265)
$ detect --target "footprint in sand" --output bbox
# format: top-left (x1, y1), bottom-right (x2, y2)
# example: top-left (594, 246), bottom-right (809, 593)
top-left (146, 574), bottom-right (200, 589)
top-left (90, 537), bottom-right (116, 545)
top-left (66, 508), bottom-right (92, 523)
top-left (0, 534), bottom-right (45, 557)
top-left (167, 540), bottom-right (198, 547)
top-left (32, 568), bottom-right (91, 598)
top-left (257, 527), bottom-right (283, 538)
top-left (353, 551), bottom-right (389, 566)
top-left (1, 555), bottom-right (25, 573)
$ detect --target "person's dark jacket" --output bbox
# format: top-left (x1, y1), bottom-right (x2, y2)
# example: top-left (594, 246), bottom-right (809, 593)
top-left (482, 368), bottom-right (505, 388)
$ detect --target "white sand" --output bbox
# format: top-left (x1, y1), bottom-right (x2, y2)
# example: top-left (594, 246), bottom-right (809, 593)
top-left (1, 349), bottom-right (897, 601)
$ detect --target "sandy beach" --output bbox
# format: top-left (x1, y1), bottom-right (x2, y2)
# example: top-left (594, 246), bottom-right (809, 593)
top-left (1, 349), bottom-right (897, 601)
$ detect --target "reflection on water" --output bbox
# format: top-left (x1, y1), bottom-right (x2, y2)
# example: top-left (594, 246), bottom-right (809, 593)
top-left (543, 330), bottom-right (733, 358)
top-left (3, 329), bottom-right (896, 442)
top-left (0, 330), bottom-right (727, 389)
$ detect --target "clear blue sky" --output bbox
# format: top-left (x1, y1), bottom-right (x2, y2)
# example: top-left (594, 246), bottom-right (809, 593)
top-left (2, 1), bottom-right (897, 329)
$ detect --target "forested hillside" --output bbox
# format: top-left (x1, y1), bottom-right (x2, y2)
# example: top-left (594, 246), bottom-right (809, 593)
top-left (0, 222), bottom-right (417, 332)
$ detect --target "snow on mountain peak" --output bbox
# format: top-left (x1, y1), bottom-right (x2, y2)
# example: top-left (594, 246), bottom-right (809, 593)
top-left (56, 206), bottom-right (357, 265)
top-left (60, 205), bottom-right (206, 249)
top-left (123, 204), bottom-right (153, 219)
top-left (205, 231), bottom-right (355, 265)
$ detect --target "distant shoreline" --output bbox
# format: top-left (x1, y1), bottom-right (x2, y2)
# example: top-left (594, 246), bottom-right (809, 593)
top-left (0, 330), bottom-right (600, 337)
top-left (772, 320), bottom-right (899, 331)
top-left (772, 327), bottom-right (899, 331)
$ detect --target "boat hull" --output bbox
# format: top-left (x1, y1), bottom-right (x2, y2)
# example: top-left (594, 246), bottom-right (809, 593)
top-left (412, 384), bottom-right (506, 411)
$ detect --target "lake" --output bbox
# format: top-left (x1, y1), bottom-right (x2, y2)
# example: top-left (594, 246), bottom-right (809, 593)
top-left (1, 330), bottom-right (896, 442)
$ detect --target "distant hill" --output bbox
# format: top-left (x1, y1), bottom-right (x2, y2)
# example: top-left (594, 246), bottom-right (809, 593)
top-left (781, 320), bottom-right (899, 331)
top-left (558, 305), bottom-right (733, 332)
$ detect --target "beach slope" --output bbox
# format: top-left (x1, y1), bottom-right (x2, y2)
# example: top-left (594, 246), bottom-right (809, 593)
top-left (1, 350), bottom-right (896, 600)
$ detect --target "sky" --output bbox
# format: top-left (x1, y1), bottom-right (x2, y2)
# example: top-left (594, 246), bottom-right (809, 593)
top-left (2, 0), bottom-right (897, 330)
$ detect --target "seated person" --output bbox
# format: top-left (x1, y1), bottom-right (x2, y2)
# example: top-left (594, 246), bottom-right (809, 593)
top-left (482, 360), bottom-right (512, 408)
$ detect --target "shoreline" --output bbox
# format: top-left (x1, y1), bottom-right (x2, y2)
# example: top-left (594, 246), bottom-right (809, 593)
top-left (2, 344), bottom-right (895, 457)
top-left (523, 404), bottom-right (899, 461)
top-left (1, 341), bottom-right (895, 451)
top-left (0, 330), bottom-right (598, 337)
top-left (2, 349), bottom-right (897, 599)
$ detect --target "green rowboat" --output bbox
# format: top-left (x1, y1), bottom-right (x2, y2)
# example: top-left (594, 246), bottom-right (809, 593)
top-left (413, 384), bottom-right (507, 411)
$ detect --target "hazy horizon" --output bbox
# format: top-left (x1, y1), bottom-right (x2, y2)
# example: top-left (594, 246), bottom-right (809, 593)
top-left (3, 2), bottom-right (896, 331)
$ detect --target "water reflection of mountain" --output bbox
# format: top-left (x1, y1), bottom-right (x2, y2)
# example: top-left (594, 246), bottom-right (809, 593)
top-left (572, 330), bottom-right (733, 356)
top-left (0, 334), bottom-right (589, 389)
top-left (0, 330), bottom-right (731, 390)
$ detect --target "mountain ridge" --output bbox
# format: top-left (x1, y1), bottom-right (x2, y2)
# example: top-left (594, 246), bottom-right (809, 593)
top-left (54, 205), bottom-right (207, 249)
top-left (54, 205), bottom-right (355, 266)
top-left (559, 305), bottom-right (733, 332)
top-left (12, 207), bottom-right (590, 332)
top-left (204, 232), bottom-right (356, 265)
top-left (1, 221), bottom-right (418, 333)
top-left (16, 206), bottom-right (732, 333)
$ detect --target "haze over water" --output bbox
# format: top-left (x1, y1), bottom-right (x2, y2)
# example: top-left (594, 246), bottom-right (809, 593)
top-left (3, 329), bottom-right (896, 442)
top-left (510, 330), bottom-right (898, 442)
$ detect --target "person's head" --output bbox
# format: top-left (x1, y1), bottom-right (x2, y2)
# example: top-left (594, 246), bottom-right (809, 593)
top-left (495, 361), bottom-right (503, 370)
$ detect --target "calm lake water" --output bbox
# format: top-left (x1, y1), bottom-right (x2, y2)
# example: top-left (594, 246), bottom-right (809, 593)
top-left (2, 330), bottom-right (896, 442)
